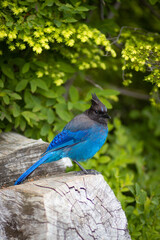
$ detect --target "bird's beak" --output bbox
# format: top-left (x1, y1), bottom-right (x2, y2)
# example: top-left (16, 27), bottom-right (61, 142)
top-left (104, 112), bottom-right (111, 119)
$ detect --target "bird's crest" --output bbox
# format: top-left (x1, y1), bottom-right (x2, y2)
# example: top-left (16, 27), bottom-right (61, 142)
top-left (91, 93), bottom-right (107, 112)
top-left (91, 93), bottom-right (100, 105)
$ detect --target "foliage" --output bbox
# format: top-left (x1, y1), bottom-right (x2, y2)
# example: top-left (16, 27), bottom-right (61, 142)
top-left (0, 0), bottom-right (116, 138)
top-left (0, 0), bottom-right (160, 239)
top-left (120, 28), bottom-right (160, 107)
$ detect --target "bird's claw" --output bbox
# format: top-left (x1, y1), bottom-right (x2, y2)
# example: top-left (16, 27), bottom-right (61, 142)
top-left (75, 169), bottom-right (100, 175)
top-left (85, 169), bottom-right (100, 175)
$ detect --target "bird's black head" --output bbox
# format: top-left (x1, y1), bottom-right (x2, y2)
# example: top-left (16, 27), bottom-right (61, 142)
top-left (86, 93), bottom-right (111, 125)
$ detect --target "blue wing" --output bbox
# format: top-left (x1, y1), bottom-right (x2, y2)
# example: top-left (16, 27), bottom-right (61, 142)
top-left (44, 113), bottom-right (94, 153)
top-left (43, 128), bottom-right (89, 155)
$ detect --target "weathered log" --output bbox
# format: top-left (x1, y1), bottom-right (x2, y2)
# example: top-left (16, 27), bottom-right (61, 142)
top-left (0, 132), bottom-right (72, 187)
top-left (0, 132), bottom-right (131, 239)
top-left (0, 172), bottom-right (131, 240)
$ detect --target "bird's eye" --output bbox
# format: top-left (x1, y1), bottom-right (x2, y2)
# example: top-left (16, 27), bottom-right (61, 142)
top-left (95, 110), bottom-right (98, 114)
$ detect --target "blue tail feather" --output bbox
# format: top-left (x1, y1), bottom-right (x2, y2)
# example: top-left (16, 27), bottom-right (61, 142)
top-left (14, 154), bottom-right (49, 185)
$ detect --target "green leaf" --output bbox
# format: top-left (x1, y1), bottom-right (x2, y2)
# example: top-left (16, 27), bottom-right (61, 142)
top-left (99, 156), bottom-right (111, 164)
top-left (20, 119), bottom-right (26, 131)
top-left (59, 5), bottom-right (73, 11)
top-left (54, 19), bottom-right (62, 27)
top-left (57, 96), bottom-right (65, 103)
top-left (24, 91), bottom-right (33, 107)
top-left (15, 117), bottom-right (20, 128)
top-left (43, 0), bottom-right (55, 7)
top-left (72, 101), bottom-right (89, 111)
top-left (30, 80), bottom-right (37, 93)
top-left (99, 97), bottom-right (112, 109)
top-left (138, 190), bottom-right (147, 205)
top-left (75, 6), bottom-right (89, 12)
top-left (68, 101), bottom-right (73, 110)
top-left (126, 206), bottom-right (134, 215)
top-left (99, 144), bottom-right (108, 154)
top-left (69, 86), bottom-right (79, 102)
top-left (6, 21), bottom-right (13, 27)
top-left (22, 111), bottom-right (38, 122)
top-left (0, 79), bottom-right (4, 88)
top-left (2, 109), bottom-right (12, 122)
top-left (135, 183), bottom-right (141, 196)
top-left (46, 99), bottom-right (56, 106)
top-left (38, 111), bottom-right (48, 120)
top-left (3, 95), bottom-right (10, 105)
top-left (56, 86), bottom-right (66, 96)
top-left (65, 3), bottom-right (73, 8)
top-left (101, 89), bottom-right (120, 96)
top-left (5, 113), bottom-right (12, 122)
top-left (32, 105), bottom-right (42, 112)
top-left (39, 89), bottom-right (57, 98)
top-left (8, 92), bottom-right (22, 100)
top-left (55, 103), bottom-right (72, 121)
top-left (54, 121), bottom-right (66, 132)
top-left (40, 123), bottom-right (50, 136)
top-left (16, 80), bottom-right (28, 92)
top-left (22, 63), bottom-right (30, 74)
top-left (64, 18), bottom-right (77, 23)
top-left (48, 130), bottom-right (54, 142)
top-left (128, 186), bottom-right (135, 195)
top-left (36, 79), bottom-right (48, 91)
top-left (1, 64), bottom-right (14, 80)
top-left (47, 108), bottom-right (55, 124)
top-left (12, 103), bottom-right (21, 117)
top-left (0, 92), bottom-right (6, 97)
top-left (129, 110), bottom-right (140, 119)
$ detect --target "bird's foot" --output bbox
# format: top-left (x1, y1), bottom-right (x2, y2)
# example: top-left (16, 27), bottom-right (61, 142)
top-left (75, 169), bottom-right (100, 175)
top-left (85, 169), bottom-right (100, 175)
top-left (73, 160), bottom-right (100, 175)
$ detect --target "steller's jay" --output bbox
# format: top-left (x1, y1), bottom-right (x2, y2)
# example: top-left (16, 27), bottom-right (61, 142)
top-left (14, 94), bottom-right (110, 185)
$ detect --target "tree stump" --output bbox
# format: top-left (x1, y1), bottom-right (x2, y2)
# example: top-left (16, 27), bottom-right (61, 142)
top-left (0, 132), bottom-right (131, 240)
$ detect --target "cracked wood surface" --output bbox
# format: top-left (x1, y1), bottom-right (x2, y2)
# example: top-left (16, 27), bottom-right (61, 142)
top-left (0, 172), bottom-right (131, 240)
top-left (0, 132), bottom-right (72, 187)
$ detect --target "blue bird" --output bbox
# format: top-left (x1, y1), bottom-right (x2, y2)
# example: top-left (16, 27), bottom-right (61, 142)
top-left (14, 94), bottom-right (110, 185)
